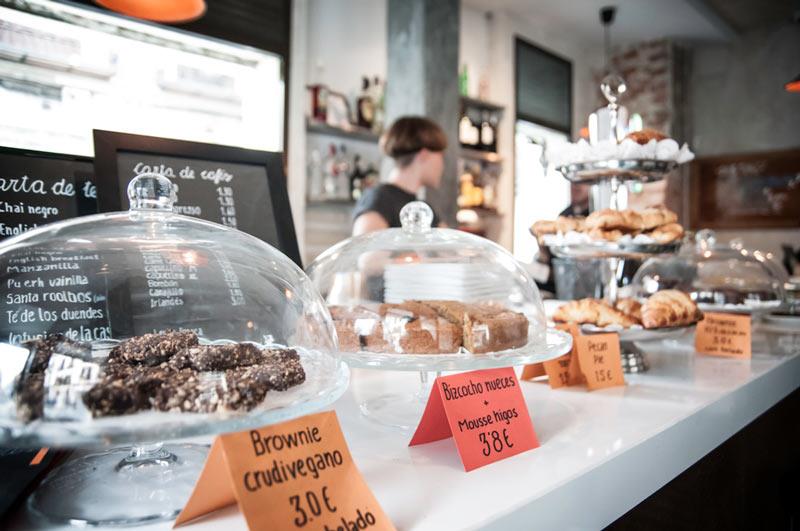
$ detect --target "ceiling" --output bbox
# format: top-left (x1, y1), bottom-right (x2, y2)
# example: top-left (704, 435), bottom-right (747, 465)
top-left (463, 0), bottom-right (795, 45)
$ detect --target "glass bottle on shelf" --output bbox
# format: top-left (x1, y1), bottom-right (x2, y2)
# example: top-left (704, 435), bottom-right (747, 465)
top-left (308, 148), bottom-right (323, 200)
top-left (371, 76), bottom-right (384, 134)
top-left (322, 143), bottom-right (338, 199)
top-left (480, 111), bottom-right (495, 152)
top-left (459, 64), bottom-right (469, 96)
top-left (357, 76), bottom-right (374, 129)
top-left (350, 154), bottom-right (365, 201)
top-left (337, 144), bottom-right (352, 200)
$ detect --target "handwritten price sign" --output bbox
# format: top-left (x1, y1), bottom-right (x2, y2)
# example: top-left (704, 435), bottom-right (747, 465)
top-left (410, 367), bottom-right (539, 471)
top-left (574, 333), bottom-right (625, 391)
top-left (695, 312), bottom-right (751, 358)
top-left (175, 411), bottom-right (394, 530)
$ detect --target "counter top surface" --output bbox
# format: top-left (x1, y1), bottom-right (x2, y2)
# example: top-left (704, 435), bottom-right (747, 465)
top-left (9, 325), bottom-right (800, 531)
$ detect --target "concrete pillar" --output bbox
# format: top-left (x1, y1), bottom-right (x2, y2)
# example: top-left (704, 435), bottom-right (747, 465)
top-left (386, 0), bottom-right (460, 226)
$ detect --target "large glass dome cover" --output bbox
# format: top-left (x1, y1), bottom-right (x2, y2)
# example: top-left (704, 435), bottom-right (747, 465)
top-left (306, 202), bottom-right (562, 369)
top-left (633, 229), bottom-right (786, 312)
top-left (0, 174), bottom-right (347, 446)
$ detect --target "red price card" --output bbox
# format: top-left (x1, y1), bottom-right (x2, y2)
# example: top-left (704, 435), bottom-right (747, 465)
top-left (695, 312), bottom-right (752, 358)
top-left (409, 367), bottom-right (539, 472)
top-left (574, 333), bottom-right (625, 391)
top-left (175, 411), bottom-right (395, 531)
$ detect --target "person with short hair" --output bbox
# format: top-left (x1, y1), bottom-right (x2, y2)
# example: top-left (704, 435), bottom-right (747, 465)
top-left (352, 116), bottom-right (447, 235)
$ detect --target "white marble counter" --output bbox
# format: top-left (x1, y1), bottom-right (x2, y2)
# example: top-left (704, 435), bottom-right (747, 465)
top-left (10, 325), bottom-right (800, 531)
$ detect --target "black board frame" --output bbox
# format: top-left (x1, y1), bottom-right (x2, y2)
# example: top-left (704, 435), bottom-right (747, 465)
top-left (514, 36), bottom-right (573, 135)
top-left (92, 130), bottom-right (302, 267)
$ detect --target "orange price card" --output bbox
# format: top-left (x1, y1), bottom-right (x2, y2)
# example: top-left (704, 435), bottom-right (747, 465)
top-left (574, 333), bottom-right (626, 391)
top-left (695, 312), bottom-right (752, 358)
top-left (522, 324), bottom-right (582, 388)
top-left (175, 411), bottom-right (395, 531)
top-left (409, 367), bottom-right (539, 472)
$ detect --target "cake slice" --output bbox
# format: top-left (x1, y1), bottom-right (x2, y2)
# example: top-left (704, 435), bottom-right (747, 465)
top-left (421, 301), bottom-right (528, 354)
top-left (380, 301), bottom-right (461, 354)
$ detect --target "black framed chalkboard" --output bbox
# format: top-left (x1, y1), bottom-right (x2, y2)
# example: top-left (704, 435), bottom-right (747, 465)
top-left (92, 130), bottom-right (301, 267)
top-left (0, 147), bottom-right (97, 242)
top-left (514, 37), bottom-right (573, 134)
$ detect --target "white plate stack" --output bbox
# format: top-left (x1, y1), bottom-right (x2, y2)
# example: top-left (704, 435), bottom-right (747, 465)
top-left (383, 263), bottom-right (512, 303)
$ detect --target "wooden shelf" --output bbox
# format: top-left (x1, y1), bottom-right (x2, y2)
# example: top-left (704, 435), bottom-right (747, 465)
top-left (306, 118), bottom-right (380, 143)
top-left (306, 198), bottom-right (356, 206)
top-left (460, 95), bottom-right (505, 113)
top-left (459, 147), bottom-right (502, 163)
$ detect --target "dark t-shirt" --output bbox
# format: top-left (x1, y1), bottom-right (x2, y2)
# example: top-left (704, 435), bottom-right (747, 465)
top-left (352, 183), bottom-right (441, 228)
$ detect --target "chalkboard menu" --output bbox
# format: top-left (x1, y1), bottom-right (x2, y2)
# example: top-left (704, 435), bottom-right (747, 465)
top-left (0, 148), bottom-right (109, 344)
top-left (0, 148), bottom-right (96, 241)
top-left (93, 130), bottom-right (301, 266)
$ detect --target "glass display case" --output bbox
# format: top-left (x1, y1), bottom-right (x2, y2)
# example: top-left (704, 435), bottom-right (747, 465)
top-left (307, 201), bottom-right (571, 428)
top-left (0, 173), bottom-right (348, 525)
top-left (633, 229), bottom-right (786, 313)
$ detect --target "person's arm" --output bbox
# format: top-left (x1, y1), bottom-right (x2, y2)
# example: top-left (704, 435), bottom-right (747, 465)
top-left (352, 211), bottom-right (389, 236)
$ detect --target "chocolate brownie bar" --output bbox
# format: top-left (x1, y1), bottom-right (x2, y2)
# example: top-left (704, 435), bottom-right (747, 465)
top-left (169, 342), bottom-right (264, 371)
top-left (107, 330), bottom-right (198, 367)
top-left (223, 350), bottom-right (306, 410)
top-left (16, 334), bottom-right (90, 421)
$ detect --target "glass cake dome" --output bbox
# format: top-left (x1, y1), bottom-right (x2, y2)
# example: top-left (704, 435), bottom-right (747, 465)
top-left (632, 229), bottom-right (786, 313)
top-left (306, 202), bottom-right (568, 372)
top-left (0, 173), bottom-right (349, 526)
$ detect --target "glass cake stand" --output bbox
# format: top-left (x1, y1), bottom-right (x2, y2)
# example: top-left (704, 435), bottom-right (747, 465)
top-left (556, 159), bottom-right (677, 186)
top-left (0, 172), bottom-right (350, 526)
top-left (9, 342), bottom-right (350, 527)
top-left (347, 329), bottom-right (572, 430)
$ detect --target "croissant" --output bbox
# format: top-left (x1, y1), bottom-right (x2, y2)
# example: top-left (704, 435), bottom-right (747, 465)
top-left (585, 209), bottom-right (627, 230)
top-left (646, 222), bottom-right (684, 244)
top-left (641, 290), bottom-right (701, 328)
top-left (531, 220), bottom-right (558, 238)
top-left (639, 206), bottom-right (678, 230)
top-left (614, 298), bottom-right (643, 323)
top-left (554, 299), bottom-right (639, 328)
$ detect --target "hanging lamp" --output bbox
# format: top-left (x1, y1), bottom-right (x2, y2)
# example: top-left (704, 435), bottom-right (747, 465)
top-left (94, 0), bottom-right (206, 23)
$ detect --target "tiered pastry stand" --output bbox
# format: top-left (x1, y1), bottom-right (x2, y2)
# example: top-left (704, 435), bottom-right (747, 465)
top-left (550, 159), bottom-right (685, 373)
top-left (1, 340), bottom-right (349, 526)
top-left (341, 329), bottom-right (572, 430)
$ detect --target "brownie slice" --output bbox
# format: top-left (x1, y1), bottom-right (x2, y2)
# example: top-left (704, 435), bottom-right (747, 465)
top-left (223, 348), bottom-right (306, 410)
top-left (169, 342), bottom-right (264, 371)
top-left (16, 334), bottom-right (90, 422)
top-left (107, 330), bottom-right (198, 367)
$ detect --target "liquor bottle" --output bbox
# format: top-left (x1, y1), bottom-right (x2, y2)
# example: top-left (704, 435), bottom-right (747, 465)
top-left (357, 77), bottom-right (375, 129)
top-left (459, 64), bottom-right (469, 96)
top-left (371, 76), bottom-right (384, 133)
top-left (480, 111), bottom-right (495, 152)
top-left (349, 154), bottom-right (366, 201)
top-left (337, 144), bottom-right (352, 200)
top-left (308, 149), bottom-right (323, 200)
top-left (322, 144), bottom-right (338, 199)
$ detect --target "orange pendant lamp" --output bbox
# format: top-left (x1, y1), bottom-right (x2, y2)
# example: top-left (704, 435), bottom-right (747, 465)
top-left (786, 74), bottom-right (800, 93)
top-left (94, 0), bottom-right (206, 23)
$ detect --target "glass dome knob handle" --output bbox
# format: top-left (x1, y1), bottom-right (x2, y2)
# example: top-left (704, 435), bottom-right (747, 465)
top-left (695, 229), bottom-right (716, 249)
top-left (127, 173), bottom-right (177, 211)
top-left (600, 73), bottom-right (627, 106)
top-left (399, 201), bottom-right (434, 233)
